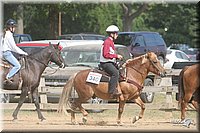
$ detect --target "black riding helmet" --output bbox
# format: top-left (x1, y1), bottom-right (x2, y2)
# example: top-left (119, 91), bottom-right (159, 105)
top-left (6, 19), bottom-right (17, 28)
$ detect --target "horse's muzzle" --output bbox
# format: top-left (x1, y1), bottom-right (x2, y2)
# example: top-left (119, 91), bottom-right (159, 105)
top-left (160, 71), bottom-right (166, 77)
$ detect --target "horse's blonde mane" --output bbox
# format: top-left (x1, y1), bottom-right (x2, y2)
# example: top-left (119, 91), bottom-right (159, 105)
top-left (122, 54), bottom-right (147, 67)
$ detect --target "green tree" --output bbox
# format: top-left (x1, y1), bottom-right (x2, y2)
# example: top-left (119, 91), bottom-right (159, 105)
top-left (144, 3), bottom-right (197, 47)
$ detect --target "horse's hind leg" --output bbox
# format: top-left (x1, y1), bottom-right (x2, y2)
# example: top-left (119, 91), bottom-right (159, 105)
top-left (70, 99), bottom-right (89, 124)
top-left (32, 88), bottom-right (45, 121)
top-left (12, 88), bottom-right (28, 121)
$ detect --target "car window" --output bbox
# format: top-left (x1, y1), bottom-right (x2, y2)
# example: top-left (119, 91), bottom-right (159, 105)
top-left (180, 52), bottom-right (190, 60)
top-left (83, 36), bottom-right (97, 40)
top-left (62, 51), bottom-right (100, 65)
top-left (115, 34), bottom-right (133, 46)
top-left (20, 36), bottom-right (31, 42)
top-left (134, 35), bottom-right (145, 46)
top-left (175, 51), bottom-right (184, 59)
top-left (154, 34), bottom-right (165, 45)
top-left (72, 35), bottom-right (82, 40)
top-left (14, 36), bottom-right (20, 44)
top-left (143, 33), bottom-right (156, 46)
top-left (59, 35), bottom-right (73, 40)
top-left (116, 47), bottom-right (131, 61)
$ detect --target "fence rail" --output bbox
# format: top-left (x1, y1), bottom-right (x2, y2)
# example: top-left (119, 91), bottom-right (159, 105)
top-left (0, 69), bottom-right (182, 111)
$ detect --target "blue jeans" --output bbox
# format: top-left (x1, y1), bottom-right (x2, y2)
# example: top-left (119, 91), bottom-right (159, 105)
top-left (3, 51), bottom-right (21, 79)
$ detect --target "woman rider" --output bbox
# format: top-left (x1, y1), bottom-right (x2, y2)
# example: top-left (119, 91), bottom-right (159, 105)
top-left (1, 19), bottom-right (28, 83)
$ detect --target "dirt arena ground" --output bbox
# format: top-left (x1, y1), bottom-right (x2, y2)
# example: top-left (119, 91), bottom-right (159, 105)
top-left (0, 93), bottom-right (199, 132)
top-left (1, 106), bottom-right (199, 132)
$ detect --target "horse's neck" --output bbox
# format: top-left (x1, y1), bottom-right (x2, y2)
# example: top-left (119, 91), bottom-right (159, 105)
top-left (125, 59), bottom-right (149, 85)
top-left (28, 50), bottom-right (50, 73)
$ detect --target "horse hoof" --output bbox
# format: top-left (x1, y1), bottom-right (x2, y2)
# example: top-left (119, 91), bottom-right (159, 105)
top-left (12, 118), bottom-right (18, 122)
top-left (71, 121), bottom-right (78, 125)
top-left (117, 121), bottom-right (123, 126)
top-left (82, 117), bottom-right (87, 124)
top-left (132, 116), bottom-right (139, 124)
top-left (41, 118), bottom-right (46, 122)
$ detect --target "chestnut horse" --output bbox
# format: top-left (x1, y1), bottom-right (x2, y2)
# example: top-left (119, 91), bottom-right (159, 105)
top-left (178, 63), bottom-right (200, 121)
top-left (1, 43), bottom-right (65, 121)
top-left (58, 52), bottom-right (166, 124)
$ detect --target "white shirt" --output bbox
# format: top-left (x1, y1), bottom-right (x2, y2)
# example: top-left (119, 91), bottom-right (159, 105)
top-left (0, 31), bottom-right (27, 55)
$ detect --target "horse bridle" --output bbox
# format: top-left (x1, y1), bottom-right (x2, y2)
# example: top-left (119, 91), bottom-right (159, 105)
top-left (28, 47), bottom-right (64, 68)
top-left (127, 55), bottom-right (162, 79)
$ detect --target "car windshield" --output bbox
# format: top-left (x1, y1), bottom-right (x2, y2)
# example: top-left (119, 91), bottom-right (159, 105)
top-left (62, 50), bottom-right (100, 67)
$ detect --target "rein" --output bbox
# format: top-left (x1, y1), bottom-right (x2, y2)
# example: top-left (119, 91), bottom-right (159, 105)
top-left (28, 54), bottom-right (51, 67)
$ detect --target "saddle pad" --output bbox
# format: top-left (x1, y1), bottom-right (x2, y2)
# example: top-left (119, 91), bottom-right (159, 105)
top-left (86, 72), bottom-right (102, 84)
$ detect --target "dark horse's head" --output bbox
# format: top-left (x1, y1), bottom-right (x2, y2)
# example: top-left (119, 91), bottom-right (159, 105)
top-left (48, 43), bottom-right (65, 68)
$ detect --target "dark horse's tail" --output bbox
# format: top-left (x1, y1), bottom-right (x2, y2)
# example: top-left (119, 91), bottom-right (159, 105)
top-left (57, 73), bottom-right (77, 114)
top-left (178, 66), bottom-right (189, 104)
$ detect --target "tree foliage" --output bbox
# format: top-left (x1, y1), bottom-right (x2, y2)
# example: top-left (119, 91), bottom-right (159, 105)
top-left (3, 2), bottom-right (198, 47)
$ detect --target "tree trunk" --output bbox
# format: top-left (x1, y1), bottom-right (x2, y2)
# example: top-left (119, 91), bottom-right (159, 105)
top-left (49, 5), bottom-right (58, 39)
top-left (121, 3), bottom-right (148, 32)
top-left (16, 4), bottom-right (23, 34)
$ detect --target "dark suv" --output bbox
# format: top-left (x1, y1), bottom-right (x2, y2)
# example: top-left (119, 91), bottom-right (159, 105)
top-left (115, 31), bottom-right (167, 65)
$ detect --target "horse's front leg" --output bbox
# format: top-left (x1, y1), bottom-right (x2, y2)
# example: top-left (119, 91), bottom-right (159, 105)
top-left (12, 88), bottom-right (28, 121)
top-left (32, 88), bottom-right (46, 121)
top-left (117, 100), bottom-right (126, 125)
top-left (131, 97), bottom-right (145, 123)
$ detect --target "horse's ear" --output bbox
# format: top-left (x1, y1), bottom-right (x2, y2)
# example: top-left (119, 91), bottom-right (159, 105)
top-left (142, 54), bottom-right (148, 64)
top-left (49, 42), bottom-right (53, 47)
top-left (56, 42), bottom-right (62, 50)
top-left (146, 52), bottom-right (151, 59)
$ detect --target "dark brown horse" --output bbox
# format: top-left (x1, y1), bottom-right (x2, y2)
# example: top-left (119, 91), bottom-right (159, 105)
top-left (178, 63), bottom-right (200, 121)
top-left (1, 43), bottom-right (65, 121)
top-left (58, 52), bottom-right (166, 124)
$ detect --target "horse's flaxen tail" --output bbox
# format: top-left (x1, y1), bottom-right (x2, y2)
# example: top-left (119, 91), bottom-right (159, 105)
top-left (178, 66), bottom-right (189, 103)
top-left (57, 73), bottom-right (77, 114)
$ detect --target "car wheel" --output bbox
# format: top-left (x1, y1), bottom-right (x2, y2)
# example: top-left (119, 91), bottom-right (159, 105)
top-left (0, 94), bottom-right (10, 103)
top-left (88, 97), bottom-right (108, 113)
top-left (158, 56), bottom-right (164, 66)
top-left (140, 78), bottom-right (154, 103)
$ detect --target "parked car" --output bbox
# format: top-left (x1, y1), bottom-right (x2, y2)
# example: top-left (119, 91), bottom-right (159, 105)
top-left (16, 42), bottom-right (63, 54)
top-left (44, 40), bottom-right (155, 103)
top-left (13, 34), bottom-right (32, 43)
top-left (44, 41), bottom-right (130, 103)
top-left (20, 40), bottom-right (104, 48)
top-left (164, 49), bottom-right (191, 69)
top-left (168, 44), bottom-right (200, 61)
top-left (57, 33), bottom-right (106, 40)
top-left (115, 31), bottom-right (167, 65)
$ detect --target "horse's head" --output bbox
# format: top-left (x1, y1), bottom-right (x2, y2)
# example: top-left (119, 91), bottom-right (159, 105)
top-left (143, 52), bottom-right (166, 77)
top-left (49, 43), bottom-right (65, 68)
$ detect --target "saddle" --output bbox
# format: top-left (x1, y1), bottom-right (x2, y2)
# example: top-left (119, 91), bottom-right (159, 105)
top-left (91, 64), bottom-right (126, 83)
top-left (88, 63), bottom-right (143, 91)
top-left (1, 55), bottom-right (26, 89)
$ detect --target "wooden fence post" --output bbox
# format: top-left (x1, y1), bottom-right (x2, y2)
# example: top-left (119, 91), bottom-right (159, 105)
top-left (38, 76), bottom-right (48, 109)
top-left (154, 75), bottom-right (174, 120)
